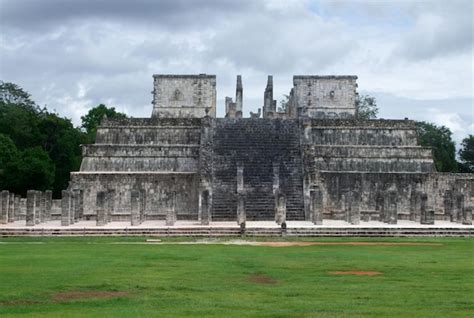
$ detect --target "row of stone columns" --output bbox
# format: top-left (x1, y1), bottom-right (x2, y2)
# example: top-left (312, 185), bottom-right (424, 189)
top-left (94, 189), bottom-right (179, 227)
top-left (60, 189), bottom-right (83, 226)
top-left (307, 187), bottom-right (472, 226)
top-left (25, 190), bottom-right (53, 226)
top-left (443, 192), bottom-right (471, 224)
top-left (1, 190), bottom-right (22, 224)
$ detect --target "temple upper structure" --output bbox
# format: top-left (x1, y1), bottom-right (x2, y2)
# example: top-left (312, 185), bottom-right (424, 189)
top-left (151, 74), bottom-right (216, 118)
top-left (291, 75), bottom-right (358, 119)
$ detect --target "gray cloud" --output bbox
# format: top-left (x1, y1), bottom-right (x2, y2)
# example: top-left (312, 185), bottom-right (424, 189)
top-left (0, 0), bottom-right (472, 146)
top-left (0, 0), bottom-right (259, 32)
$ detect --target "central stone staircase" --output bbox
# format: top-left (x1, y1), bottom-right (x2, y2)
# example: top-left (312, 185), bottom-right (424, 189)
top-left (211, 119), bottom-right (305, 221)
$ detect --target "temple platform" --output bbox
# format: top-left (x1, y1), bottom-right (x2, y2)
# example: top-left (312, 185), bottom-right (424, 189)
top-left (1, 220), bottom-right (472, 237)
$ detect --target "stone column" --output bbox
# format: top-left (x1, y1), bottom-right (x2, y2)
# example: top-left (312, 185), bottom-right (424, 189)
top-left (34, 191), bottom-right (41, 224)
top-left (275, 193), bottom-right (286, 225)
top-left (14, 195), bottom-right (21, 221)
top-left (200, 190), bottom-right (211, 225)
top-left (26, 190), bottom-right (36, 226)
top-left (166, 192), bottom-right (177, 226)
top-left (455, 194), bottom-right (464, 224)
top-left (421, 208), bottom-right (435, 225)
top-left (463, 207), bottom-right (472, 225)
top-left (1, 190), bottom-right (9, 224)
top-left (272, 161), bottom-right (280, 195)
top-left (237, 194), bottom-right (245, 226)
top-left (7, 192), bottom-right (15, 223)
top-left (349, 191), bottom-right (360, 225)
top-left (310, 189), bottom-right (323, 225)
top-left (96, 191), bottom-right (107, 226)
top-left (130, 190), bottom-right (141, 226)
top-left (410, 191), bottom-right (422, 222)
top-left (237, 162), bottom-right (244, 194)
top-left (39, 191), bottom-right (46, 224)
top-left (107, 189), bottom-right (115, 223)
top-left (443, 190), bottom-right (454, 221)
top-left (61, 190), bottom-right (71, 226)
top-left (235, 75), bottom-right (243, 118)
top-left (45, 190), bottom-right (53, 222)
top-left (72, 190), bottom-right (82, 223)
top-left (419, 193), bottom-right (435, 224)
top-left (139, 189), bottom-right (146, 223)
top-left (383, 190), bottom-right (398, 224)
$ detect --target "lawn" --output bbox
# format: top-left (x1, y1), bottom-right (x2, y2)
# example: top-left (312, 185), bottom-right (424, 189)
top-left (0, 236), bottom-right (472, 317)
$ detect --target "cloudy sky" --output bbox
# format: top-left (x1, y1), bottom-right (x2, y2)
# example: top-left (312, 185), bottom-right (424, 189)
top-left (0, 0), bottom-right (472, 145)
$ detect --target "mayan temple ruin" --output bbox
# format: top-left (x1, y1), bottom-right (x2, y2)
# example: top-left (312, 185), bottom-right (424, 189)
top-left (1, 74), bottom-right (473, 233)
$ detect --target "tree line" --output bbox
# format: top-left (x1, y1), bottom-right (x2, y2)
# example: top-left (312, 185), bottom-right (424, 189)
top-left (0, 82), bottom-right (126, 198)
top-left (0, 83), bottom-right (472, 198)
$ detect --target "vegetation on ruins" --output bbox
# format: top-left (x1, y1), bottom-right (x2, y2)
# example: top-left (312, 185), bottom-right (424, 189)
top-left (356, 94), bottom-right (378, 119)
top-left (416, 121), bottom-right (458, 172)
top-left (81, 103), bottom-right (127, 143)
top-left (0, 82), bottom-right (125, 197)
top-left (458, 135), bottom-right (474, 172)
top-left (0, 236), bottom-right (472, 317)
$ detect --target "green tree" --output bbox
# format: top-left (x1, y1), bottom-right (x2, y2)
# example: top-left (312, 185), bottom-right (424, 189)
top-left (0, 134), bottom-right (19, 183)
top-left (38, 112), bottom-right (85, 195)
top-left (3, 147), bottom-right (55, 195)
top-left (81, 104), bottom-right (126, 143)
top-left (356, 94), bottom-right (378, 119)
top-left (458, 135), bottom-right (474, 173)
top-left (0, 81), bottom-right (38, 110)
top-left (0, 81), bottom-right (85, 196)
top-left (416, 121), bottom-right (458, 172)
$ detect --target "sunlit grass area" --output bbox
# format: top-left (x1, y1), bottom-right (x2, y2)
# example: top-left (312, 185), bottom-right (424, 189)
top-left (0, 237), bottom-right (472, 317)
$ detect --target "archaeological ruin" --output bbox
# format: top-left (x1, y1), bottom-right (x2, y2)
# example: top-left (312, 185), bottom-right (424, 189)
top-left (1, 74), bottom-right (473, 233)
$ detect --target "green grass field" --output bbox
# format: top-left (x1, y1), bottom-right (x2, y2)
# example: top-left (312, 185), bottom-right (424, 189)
top-left (0, 236), bottom-right (472, 317)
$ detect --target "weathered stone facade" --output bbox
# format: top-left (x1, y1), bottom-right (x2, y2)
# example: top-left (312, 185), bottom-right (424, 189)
top-left (151, 74), bottom-right (216, 118)
top-left (6, 73), bottom-right (472, 227)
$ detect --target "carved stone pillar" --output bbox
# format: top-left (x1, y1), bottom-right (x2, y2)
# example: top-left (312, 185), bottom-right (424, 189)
top-left (463, 207), bottom-right (472, 225)
top-left (45, 190), bottom-right (53, 222)
top-left (26, 190), bottom-right (36, 226)
top-left (130, 190), bottom-right (141, 226)
top-left (455, 194), bottom-right (464, 224)
top-left (237, 194), bottom-right (246, 226)
top-left (1, 190), bottom-right (10, 224)
top-left (14, 195), bottom-right (21, 221)
top-left (275, 193), bottom-right (286, 225)
top-left (310, 188), bottom-right (323, 225)
top-left (383, 190), bottom-right (398, 224)
top-left (7, 192), bottom-right (15, 223)
top-left (96, 191), bottom-right (107, 226)
top-left (166, 192), bottom-right (177, 226)
top-left (61, 190), bottom-right (71, 226)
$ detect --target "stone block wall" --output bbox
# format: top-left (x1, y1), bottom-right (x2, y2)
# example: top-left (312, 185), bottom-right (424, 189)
top-left (151, 74), bottom-right (216, 118)
top-left (70, 117), bottom-right (202, 221)
top-left (318, 172), bottom-right (473, 221)
top-left (293, 76), bottom-right (358, 119)
top-left (71, 173), bottom-right (199, 220)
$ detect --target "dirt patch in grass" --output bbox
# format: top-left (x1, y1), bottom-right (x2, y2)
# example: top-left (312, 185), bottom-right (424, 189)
top-left (248, 274), bottom-right (278, 285)
top-left (0, 300), bottom-right (42, 306)
top-left (253, 242), bottom-right (441, 247)
top-left (52, 291), bottom-right (128, 302)
top-left (329, 271), bottom-right (382, 276)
